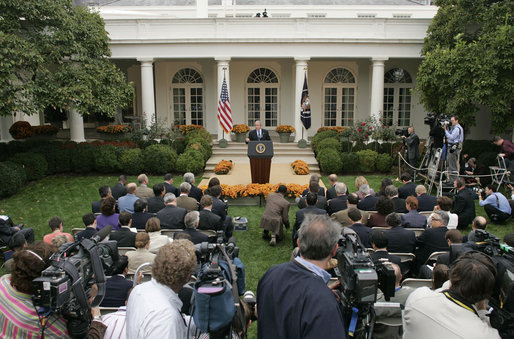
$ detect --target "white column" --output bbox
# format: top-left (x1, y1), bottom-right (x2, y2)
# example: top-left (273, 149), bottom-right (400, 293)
top-left (294, 57), bottom-right (310, 142)
top-left (68, 107), bottom-right (85, 142)
top-left (370, 57), bottom-right (388, 120)
top-left (138, 58), bottom-right (155, 129)
top-left (196, 0), bottom-right (208, 18)
top-left (0, 115), bottom-right (14, 143)
top-left (216, 57), bottom-right (231, 141)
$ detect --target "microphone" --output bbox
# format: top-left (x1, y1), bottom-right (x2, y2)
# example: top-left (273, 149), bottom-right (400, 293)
top-left (92, 225), bottom-right (112, 243)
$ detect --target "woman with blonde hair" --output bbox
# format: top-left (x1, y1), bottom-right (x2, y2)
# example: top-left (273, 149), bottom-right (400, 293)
top-left (145, 217), bottom-right (171, 253)
top-left (355, 176), bottom-right (375, 199)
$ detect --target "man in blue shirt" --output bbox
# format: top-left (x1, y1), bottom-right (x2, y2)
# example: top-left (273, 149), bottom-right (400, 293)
top-left (118, 183), bottom-right (139, 213)
top-left (443, 115), bottom-right (464, 183)
top-left (479, 185), bottom-right (512, 223)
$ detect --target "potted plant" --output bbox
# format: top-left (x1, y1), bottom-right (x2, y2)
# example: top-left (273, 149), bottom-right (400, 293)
top-left (232, 124), bottom-right (250, 142)
top-left (275, 125), bottom-right (295, 143)
top-left (9, 121), bottom-right (34, 139)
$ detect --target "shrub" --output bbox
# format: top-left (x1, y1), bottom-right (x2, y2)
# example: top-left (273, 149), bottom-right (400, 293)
top-left (187, 128), bottom-right (212, 143)
top-left (143, 144), bottom-right (178, 174)
top-left (317, 148), bottom-right (342, 174)
top-left (477, 151), bottom-right (499, 169)
top-left (70, 143), bottom-right (96, 173)
top-left (311, 130), bottom-right (339, 153)
top-left (366, 141), bottom-right (381, 152)
top-left (317, 138), bottom-right (342, 153)
top-left (352, 142), bottom-right (367, 152)
top-left (120, 148), bottom-right (144, 175)
top-left (462, 140), bottom-right (500, 158)
top-left (187, 136), bottom-right (212, 161)
top-left (356, 150), bottom-right (379, 173)
top-left (0, 161), bottom-right (26, 198)
top-left (378, 142), bottom-right (394, 155)
top-left (94, 145), bottom-right (120, 173)
top-left (173, 136), bottom-right (186, 154)
top-left (33, 144), bottom-right (71, 174)
top-left (176, 149), bottom-right (205, 174)
top-left (11, 152), bottom-right (48, 180)
top-left (376, 153), bottom-right (394, 173)
top-left (340, 152), bottom-right (359, 173)
top-left (341, 140), bottom-right (352, 153)
top-left (9, 121), bottom-right (34, 139)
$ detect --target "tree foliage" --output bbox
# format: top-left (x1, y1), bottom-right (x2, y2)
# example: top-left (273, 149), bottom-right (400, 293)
top-left (0, 0), bottom-right (133, 117)
top-left (417, 0), bottom-right (513, 132)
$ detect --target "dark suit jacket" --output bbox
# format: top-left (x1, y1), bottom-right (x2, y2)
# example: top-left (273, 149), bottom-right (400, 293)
top-left (211, 196), bottom-right (228, 221)
top-left (131, 212), bottom-right (154, 230)
top-left (415, 226), bottom-right (450, 266)
top-left (92, 199), bottom-right (103, 214)
top-left (293, 206), bottom-right (327, 246)
top-left (368, 213), bottom-right (388, 227)
top-left (298, 195), bottom-right (327, 211)
top-left (386, 227), bottom-right (416, 254)
top-left (370, 250), bottom-right (402, 266)
top-left (100, 275), bottom-right (133, 307)
top-left (0, 219), bottom-right (17, 245)
top-left (248, 128), bottom-right (271, 141)
top-left (111, 182), bottom-right (127, 200)
top-left (178, 228), bottom-right (210, 245)
top-left (164, 182), bottom-right (180, 197)
top-left (198, 209), bottom-right (223, 231)
top-left (350, 222), bottom-right (373, 248)
top-left (401, 210), bottom-right (427, 229)
top-left (156, 205), bottom-right (186, 229)
top-left (147, 196), bottom-right (165, 213)
top-left (189, 185), bottom-right (204, 202)
top-left (417, 193), bottom-right (437, 212)
top-left (326, 195), bottom-right (348, 215)
top-left (325, 185), bottom-right (337, 201)
top-left (109, 227), bottom-right (136, 247)
top-left (398, 182), bottom-right (417, 199)
top-left (405, 132), bottom-right (420, 161)
top-left (75, 227), bottom-right (97, 241)
top-left (451, 188), bottom-right (476, 227)
top-left (357, 195), bottom-right (379, 211)
top-left (392, 197), bottom-right (408, 213)
top-left (301, 187), bottom-right (326, 197)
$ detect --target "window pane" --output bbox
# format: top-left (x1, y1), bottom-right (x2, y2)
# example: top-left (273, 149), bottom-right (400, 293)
top-left (341, 88), bottom-right (355, 126)
top-left (324, 87), bottom-right (337, 126)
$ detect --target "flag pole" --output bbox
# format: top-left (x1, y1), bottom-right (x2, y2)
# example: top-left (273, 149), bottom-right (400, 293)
top-left (222, 68), bottom-right (226, 141)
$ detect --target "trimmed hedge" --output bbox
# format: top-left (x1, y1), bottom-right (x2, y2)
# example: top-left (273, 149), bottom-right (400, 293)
top-left (187, 136), bottom-right (212, 161)
top-left (94, 144), bottom-right (120, 173)
top-left (477, 151), bottom-right (499, 169)
top-left (11, 152), bottom-right (48, 180)
top-left (462, 140), bottom-right (500, 158)
top-left (0, 161), bottom-right (26, 198)
top-left (341, 152), bottom-right (359, 173)
top-left (70, 143), bottom-right (96, 173)
top-left (176, 149), bottom-right (205, 174)
top-left (317, 148), bottom-right (342, 173)
top-left (376, 153), bottom-right (394, 173)
top-left (317, 137), bottom-right (342, 153)
top-left (356, 150), bottom-right (378, 173)
top-left (311, 130), bottom-right (339, 153)
top-left (143, 144), bottom-right (178, 174)
top-left (120, 148), bottom-right (144, 175)
top-left (187, 128), bottom-right (212, 144)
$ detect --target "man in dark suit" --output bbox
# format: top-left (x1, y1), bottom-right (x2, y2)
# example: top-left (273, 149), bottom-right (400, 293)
top-left (100, 255), bottom-right (133, 307)
top-left (75, 213), bottom-right (97, 241)
top-left (325, 174), bottom-right (338, 201)
top-left (246, 120), bottom-right (271, 142)
top-left (147, 183), bottom-right (166, 213)
top-left (292, 192), bottom-right (327, 247)
top-left (198, 195), bottom-right (223, 232)
top-left (451, 178), bottom-right (476, 229)
top-left (184, 172), bottom-right (203, 202)
top-left (297, 182), bottom-right (327, 210)
top-left (348, 208), bottom-right (372, 248)
top-left (92, 185), bottom-right (112, 214)
top-left (326, 182), bottom-right (348, 215)
top-left (111, 175), bottom-right (127, 200)
top-left (109, 212), bottom-right (136, 247)
top-left (181, 211), bottom-right (209, 244)
top-left (163, 173), bottom-right (180, 197)
top-left (402, 126), bottom-right (420, 177)
top-left (156, 193), bottom-right (187, 229)
top-left (415, 210), bottom-right (450, 272)
top-left (398, 173), bottom-right (417, 199)
top-left (208, 185), bottom-right (233, 239)
top-left (370, 230), bottom-right (401, 266)
top-left (415, 185), bottom-right (437, 212)
top-left (385, 185), bottom-right (408, 213)
top-left (357, 184), bottom-right (378, 211)
top-left (131, 199), bottom-right (154, 230)
top-left (385, 213), bottom-right (416, 254)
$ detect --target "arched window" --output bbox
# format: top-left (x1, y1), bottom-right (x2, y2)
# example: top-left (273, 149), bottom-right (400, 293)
top-left (246, 68), bottom-right (279, 127)
top-left (170, 68), bottom-right (204, 126)
top-left (322, 68), bottom-right (356, 126)
top-left (383, 68), bottom-right (413, 127)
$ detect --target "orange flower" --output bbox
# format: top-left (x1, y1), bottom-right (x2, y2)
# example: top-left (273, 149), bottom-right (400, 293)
top-left (214, 160), bottom-right (233, 175)
top-left (275, 125), bottom-right (295, 133)
top-left (96, 124), bottom-right (132, 134)
top-left (291, 160), bottom-right (310, 175)
top-left (232, 124), bottom-right (250, 133)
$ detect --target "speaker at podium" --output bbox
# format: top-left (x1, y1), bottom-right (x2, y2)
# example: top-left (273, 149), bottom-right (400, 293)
top-left (247, 141), bottom-right (274, 184)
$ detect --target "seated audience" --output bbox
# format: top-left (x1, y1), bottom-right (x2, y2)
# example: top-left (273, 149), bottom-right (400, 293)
top-left (415, 210), bottom-right (450, 271)
top-left (131, 199), bottom-right (154, 230)
top-left (3, 232), bottom-right (27, 274)
top-left (466, 216), bottom-right (489, 242)
top-left (398, 173), bottom-right (416, 199)
top-left (298, 182), bottom-right (327, 210)
top-left (126, 232), bottom-right (156, 275)
top-left (355, 176), bottom-right (374, 200)
top-left (385, 213), bottom-right (416, 254)
top-left (415, 185), bottom-right (437, 211)
top-left (208, 184), bottom-right (233, 238)
top-left (427, 196), bottom-right (458, 229)
top-left (156, 193), bottom-right (186, 229)
top-left (135, 174), bottom-right (154, 200)
top-left (92, 185), bottom-right (112, 214)
top-left (176, 182), bottom-right (200, 213)
top-left (203, 177), bottom-right (221, 196)
top-left (102, 287), bottom-right (131, 339)
top-left (326, 182), bottom-right (348, 215)
top-left (145, 217), bottom-right (170, 253)
top-left (401, 196), bottom-right (427, 229)
top-left (419, 229), bottom-right (462, 279)
top-left (260, 185), bottom-right (290, 246)
top-left (385, 185), bottom-right (408, 213)
top-left (451, 177), bottom-right (476, 229)
top-left (369, 230), bottom-right (401, 266)
top-left (96, 196), bottom-right (120, 231)
top-left (325, 174), bottom-right (339, 200)
top-left (146, 183), bottom-right (165, 213)
top-left (75, 213), bottom-right (97, 241)
top-left (163, 173), bottom-right (180, 197)
top-left (376, 178), bottom-right (393, 198)
top-left (357, 184), bottom-right (379, 211)
top-left (403, 252), bottom-right (500, 338)
top-left (198, 195), bottom-right (223, 232)
top-left (118, 183), bottom-right (139, 213)
top-left (179, 211), bottom-right (209, 244)
top-left (126, 240), bottom-right (197, 338)
top-left (431, 264), bottom-right (449, 290)
top-left (348, 208), bottom-right (372, 248)
top-left (184, 172), bottom-right (203, 202)
top-left (479, 184), bottom-right (511, 223)
top-left (101, 255), bottom-right (133, 308)
top-left (292, 192), bottom-right (327, 248)
top-left (43, 216), bottom-right (73, 245)
top-left (110, 212), bottom-right (136, 247)
top-left (0, 242), bottom-right (69, 337)
top-left (332, 193), bottom-right (369, 227)
top-left (301, 174), bottom-right (326, 197)
top-left (368, 196), bottom-right (395, 227)
top-left (52, 234), bottom-right (69, 248)
top-left (111, 175), bottom-right (127, 200)
top-left (0, 215), bottom-right (34, 247)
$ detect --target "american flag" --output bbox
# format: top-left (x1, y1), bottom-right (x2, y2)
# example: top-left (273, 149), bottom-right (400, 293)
top-left (217, 77), bottom-right (233, 134)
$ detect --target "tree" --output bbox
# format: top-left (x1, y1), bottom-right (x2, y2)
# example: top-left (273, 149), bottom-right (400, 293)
top-left (0, 0), bottom-right (133, 118)
top-left (417, 0), bottom-right (513, 132)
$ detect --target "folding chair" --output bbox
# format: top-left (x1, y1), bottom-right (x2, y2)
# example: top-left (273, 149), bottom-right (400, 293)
top-left (490, 155), bottom-right (508, 191)
top-left (118, 246), bottom-right (136, 256)
top-left (405, 228), bottom-right (425, 237)
top-left (390, 252), bottom-right (415, 276)
top-left (366, 248), bottom-right (375, 255)
top-left (99, 307), bottom-right (119, 316)
top-left (198, 229), bottom-right (217, 239)
top-left (423, 251), bottom-right (449, 266)
top-left (132, 262), bottom-right (152, 287)
top-left (372, 227), bottom-right (390, 232)
top-left (161, 229), bottom-right (183, 238)
top-left (72, 228), bottom-right (85, 237)
top-left (401, 278), bottom-right (432, 289)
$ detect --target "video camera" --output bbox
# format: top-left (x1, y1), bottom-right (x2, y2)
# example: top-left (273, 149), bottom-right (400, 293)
top-left (334, 229), bottom-right (396, 338)
top-left (395, 127), bottom-right (409, 138)
top-left (32, 226), bottom-right (118, 339)
top-left (450, 230), bottom-right (514, 339)
top-left (424, 112), bottom-right (451, 127)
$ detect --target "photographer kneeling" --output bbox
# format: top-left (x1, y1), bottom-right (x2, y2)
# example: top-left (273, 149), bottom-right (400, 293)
top-left (478, 185), bottom-right (512, 223)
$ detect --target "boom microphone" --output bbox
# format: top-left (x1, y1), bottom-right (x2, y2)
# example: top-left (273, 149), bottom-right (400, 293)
top-left (92, 225), bottom-right (112, 243)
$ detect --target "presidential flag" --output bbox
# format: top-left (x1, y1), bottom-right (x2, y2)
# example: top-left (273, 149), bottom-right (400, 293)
top-left (217, 76), bottom-right (233, 133)
top-left (300, 73), bottom-right (311, 129)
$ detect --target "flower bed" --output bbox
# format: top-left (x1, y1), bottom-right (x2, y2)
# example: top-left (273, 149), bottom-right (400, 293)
top-left (96, 124), bottom-right (132, 134)
top-left (214, 160), bottom-right (233, 175)
top-left (316, 126), bottom-right (349, 134)
top-left (291, 160), bottom-right (310, 175)
top-left (275, 125), bottom-right (295, 133)
top-left (232, 124), bottom-right (250, 134)
top-left (177, 124), bottom-right (204, 135)
top-left (199, 183), bottom-right (308, 199)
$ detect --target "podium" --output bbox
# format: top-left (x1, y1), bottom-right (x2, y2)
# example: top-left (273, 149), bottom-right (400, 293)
top-left (247, 141), bottom-right (274, 184)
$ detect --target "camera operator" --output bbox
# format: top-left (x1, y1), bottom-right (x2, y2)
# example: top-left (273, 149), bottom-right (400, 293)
top-left (493, 136), bottom-right (514, 182)
top-left (403, 252), bottom-right (501, 339)
top-left (402, 126), bottom-right (420, 177)
top-left (257, 214), bottom-right (347, 339)
top-left (429, 117), bottom-right (445, 151)
top-left (443, 115), bottom-right (464, 183)
top-left (478, 185), bottom-right (512, 223)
